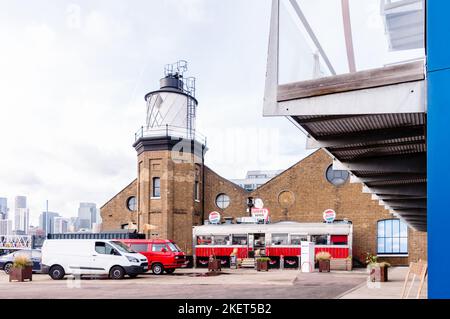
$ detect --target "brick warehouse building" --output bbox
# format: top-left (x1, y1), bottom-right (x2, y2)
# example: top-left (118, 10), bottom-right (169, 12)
top-left (101, 64), bottom-right (427, 266)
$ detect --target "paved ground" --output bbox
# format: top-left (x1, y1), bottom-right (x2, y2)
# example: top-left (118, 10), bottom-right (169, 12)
top-left (0, 268), bottom-right (369, 299)
top-left (339, 266), bottom-right (428, 299)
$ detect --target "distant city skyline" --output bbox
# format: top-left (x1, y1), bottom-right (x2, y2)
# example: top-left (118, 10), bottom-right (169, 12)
top-left (0, 195), bottom-right (100, 231)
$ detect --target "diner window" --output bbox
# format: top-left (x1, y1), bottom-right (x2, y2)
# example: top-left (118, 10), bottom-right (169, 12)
top-left (290, 235), bottom-right (307, 245)
top-left (311, 235), bottom-right (328, 245)
top-left (197, 235), bottom-right (212, 245)
top-left (377, 219), bottom-right (408, 255)
top-left (330, 235), bottom-right (348, 245)
top-left (152, 177), bottom-right (161, 198)
top-left (272, 233), bottom-right (289, 245)
top-left (232, 234), bottom-right (248, 245)
top-left (214, 235), bottom-right (230, 245)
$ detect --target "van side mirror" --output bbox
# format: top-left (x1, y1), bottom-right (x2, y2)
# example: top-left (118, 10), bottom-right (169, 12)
top-left (161, 248), bottom-right (167, 253)
top-left (112, 249), bottom-right (120, 256)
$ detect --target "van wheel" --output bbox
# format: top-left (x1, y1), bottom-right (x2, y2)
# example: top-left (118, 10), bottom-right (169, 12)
top-left (109, 266), bottom-right (125, 280)
top-left (165, 268), bottom-right (175, 274)
top-left (152, 263), bottom-right (164, 275)
top-left (3, 262), bottom-right (12, 274)
top-left (49, 265), bottom-right (65, 280)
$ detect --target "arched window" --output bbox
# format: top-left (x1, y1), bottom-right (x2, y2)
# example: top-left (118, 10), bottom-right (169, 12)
top-left (126, 196), bottom-right (137, 212)
top-left (215, 193), bottom-right (230, 209)
top-left (152, 177), bottom-right (161, 198)
top-left (377, 219), bottom-right (408, 255)
top-left (325, 165), bottom-right (349, 186)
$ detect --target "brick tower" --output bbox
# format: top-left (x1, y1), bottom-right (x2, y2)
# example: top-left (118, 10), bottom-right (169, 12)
top-left (132, 61), bottom-right (207, 254)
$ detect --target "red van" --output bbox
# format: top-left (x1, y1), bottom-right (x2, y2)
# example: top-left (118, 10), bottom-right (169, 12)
top-left (120, 239), bottom-right (186, 275)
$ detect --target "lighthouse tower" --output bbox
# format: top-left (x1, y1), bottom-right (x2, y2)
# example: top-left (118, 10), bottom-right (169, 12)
top-left (133, 61), bottom-right (207, 254)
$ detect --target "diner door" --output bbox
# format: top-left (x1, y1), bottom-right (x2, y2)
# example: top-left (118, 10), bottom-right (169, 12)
top-left (248, 234), bottom-right (254, 258)
top-left (253, 233), bottom-right (266, 256)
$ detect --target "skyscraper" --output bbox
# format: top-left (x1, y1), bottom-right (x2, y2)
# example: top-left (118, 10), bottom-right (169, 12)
top-left (78, 203), bottom-right (97, 230)
top-left (39, 211), bottom-right (60, 235)
top-left (0, 197), bottom-right (8, 220)
top-left (0, 219), bottom-right (12, 236)
top-left (53, 217), bottom-right (68, 234)
top-left (14, 196), bottom-right (27, 233)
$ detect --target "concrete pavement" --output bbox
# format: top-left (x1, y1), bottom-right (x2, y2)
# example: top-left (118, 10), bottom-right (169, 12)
top-left (0, 268), bottom-right (367, 299)
top-left (339, 267), bottom-right (428, 299)
top-left (0, 267), bottom-right (424, 299)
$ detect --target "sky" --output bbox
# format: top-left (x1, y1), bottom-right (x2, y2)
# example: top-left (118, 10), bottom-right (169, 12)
top-left (0, 0), bottom-right (312, 225)
top-left (0, 0), bottom-right (424, 226)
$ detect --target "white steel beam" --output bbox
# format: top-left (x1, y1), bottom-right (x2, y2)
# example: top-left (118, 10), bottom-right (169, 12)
top-left (263, 0), bottom-right (280, 117)
top-left (276, 80), bottom-right (425, 116)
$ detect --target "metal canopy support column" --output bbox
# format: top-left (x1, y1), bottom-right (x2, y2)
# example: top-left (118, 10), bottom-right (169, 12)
top-left (427, 0), bottom-right (450, 299)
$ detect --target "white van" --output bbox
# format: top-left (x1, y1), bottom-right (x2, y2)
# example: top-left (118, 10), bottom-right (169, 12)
top-left (42, 239), bottom-right (148, 280)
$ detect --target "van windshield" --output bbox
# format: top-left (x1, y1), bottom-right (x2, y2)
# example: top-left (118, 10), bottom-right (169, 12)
top-left (111, 241), bottom-right (136, 253)
top-left (167, 242), bottom-right (181, 252)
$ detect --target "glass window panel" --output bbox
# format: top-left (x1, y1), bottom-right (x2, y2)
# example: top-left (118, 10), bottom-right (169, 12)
top-left (385, 238), bottom-right (393, 253)
top-left (392, 219), bottom-right (400, 237)
top-left (385, 220), bottom-right (393, 237)
top-left (400, 221), bottom-right (408, 237)
top-left (311, 235), bottom-right (328, 245)
top-left (377, 238), bottom-right (385, 254)
top-left (400, 238), bottom-right (408, 253)
top-left (392, 238), bottom-right (400, 253)
top-left (213, 235), bottom-right (230, 245)
top-left (291, 235), bottom-right (307, 245)
top-left (152, 178), bottom-right (161, 197)
top-left (130, 244), bottom-right (148, 252)
top-left (151, 244), bottom-right (168, 252)
top-left (196, 236), bottom-right (212, 245)
top-left (232, 234), bottom-right (247, 245)
top-left (216, 194), bottom-right (230, 209)
top-left (272, 233), bottom-right (289, 245)
top-left (378, 221), bottom-right (385, 237)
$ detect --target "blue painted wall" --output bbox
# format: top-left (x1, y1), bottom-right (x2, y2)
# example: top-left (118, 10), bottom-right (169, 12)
top-left (427, 0), bottom-right (450, 299)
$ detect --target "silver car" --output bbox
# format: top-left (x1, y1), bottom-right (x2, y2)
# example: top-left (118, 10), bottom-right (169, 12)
top-left (0, 249), bottom-right (42, 274)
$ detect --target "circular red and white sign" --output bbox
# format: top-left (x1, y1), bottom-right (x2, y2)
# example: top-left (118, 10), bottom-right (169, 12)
top-left (254, 198), bottom-right (264, 209)
top-left (208, 211), bottom-right (221, 224)
top-left (323, 209), bottom-right (336, 223)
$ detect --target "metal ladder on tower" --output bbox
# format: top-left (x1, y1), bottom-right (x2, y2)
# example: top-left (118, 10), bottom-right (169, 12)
top-left (185, 77), bottom-right (196, 140)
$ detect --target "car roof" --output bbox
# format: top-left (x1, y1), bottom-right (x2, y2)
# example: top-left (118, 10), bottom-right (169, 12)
top-left (120, 239), bottom-right (173, 244)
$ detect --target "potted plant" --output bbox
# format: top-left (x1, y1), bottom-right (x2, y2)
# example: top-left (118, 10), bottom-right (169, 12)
top-left (316, 251), bottom-right (331, 272)
top-left (365, 253), bottom-right (390, 282)
top-left (9, 254), bottom-right (33, 282)
top-left (256, 257), bottom-right (270, 271)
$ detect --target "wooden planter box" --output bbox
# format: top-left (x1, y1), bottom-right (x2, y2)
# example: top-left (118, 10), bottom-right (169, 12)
top-left (369, 265), bottom-right (389, 282)
top-left (318, 260), bottom-right (330, 272)
top-left (9, 266), bottom-right (32, 282)
top-left (330, 258), bottom-right (353, 271)
top-left (256, 260), bottom-right (269, 271)
top-left (208, 260), bottom-right (221, 272)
